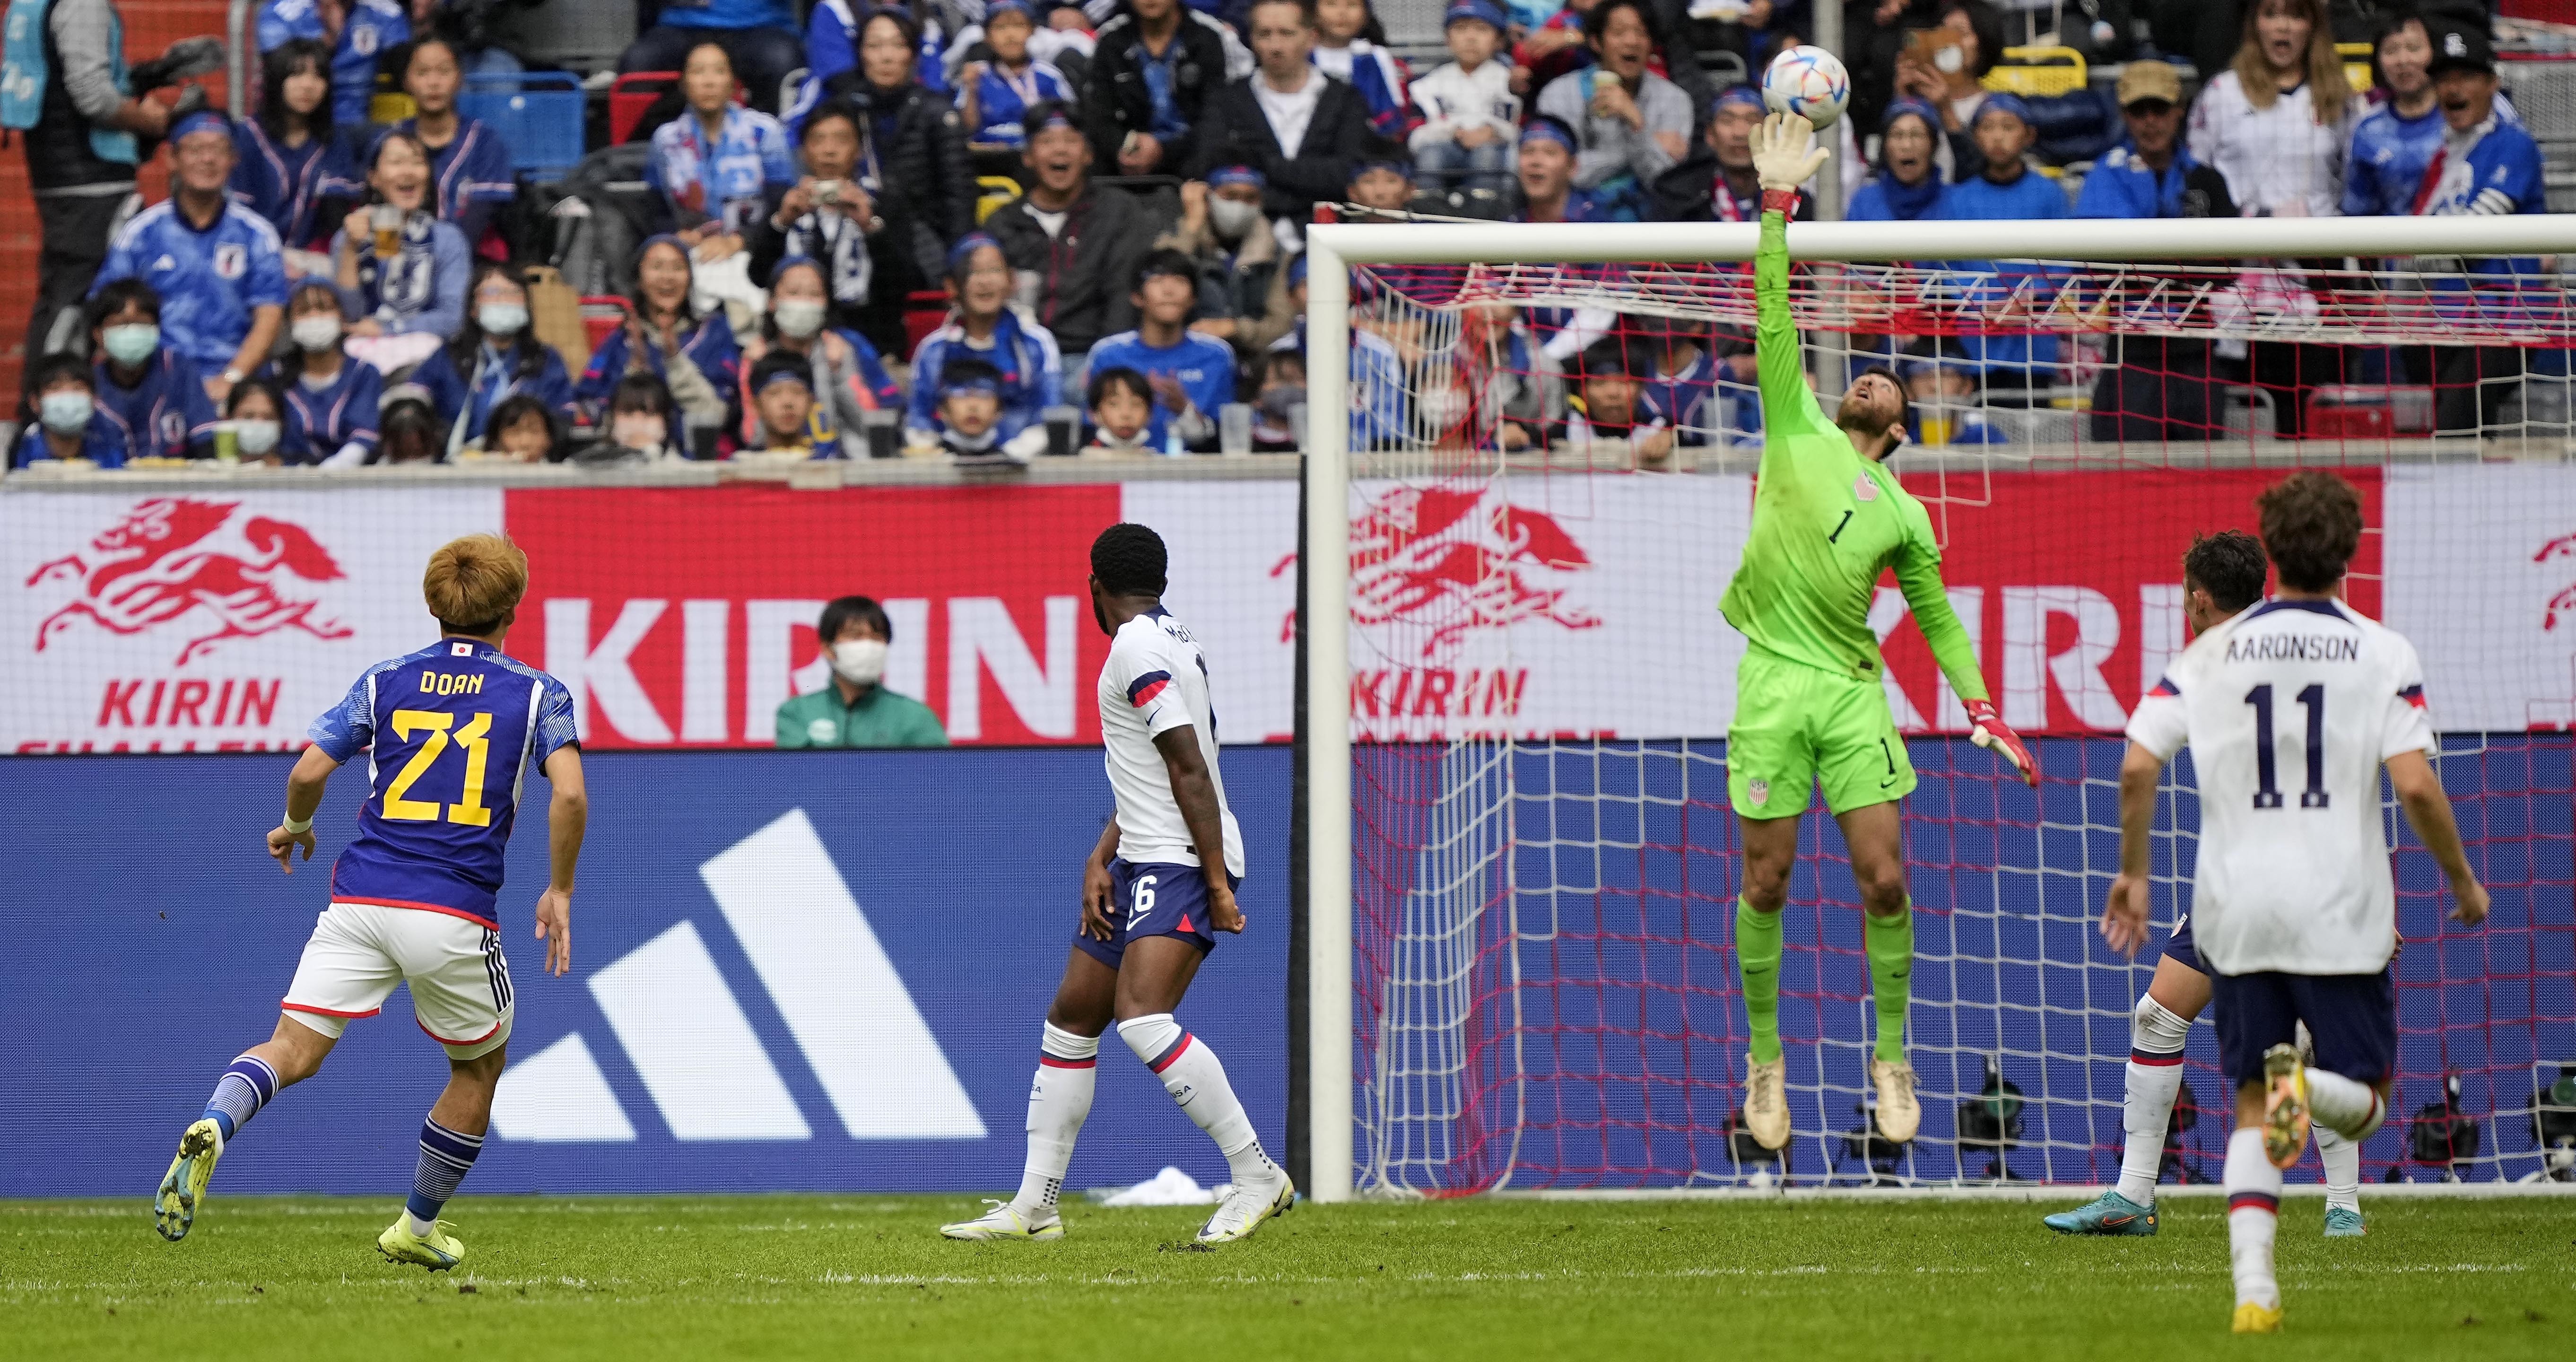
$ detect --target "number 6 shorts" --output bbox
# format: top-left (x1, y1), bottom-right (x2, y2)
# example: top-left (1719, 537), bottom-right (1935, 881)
top-left (1075, 858), bottom-right (1241, 969)
top-left (282, 902), bottom-right (514, 1060)
top-left (1727, 649), bottom-right (1918, 819)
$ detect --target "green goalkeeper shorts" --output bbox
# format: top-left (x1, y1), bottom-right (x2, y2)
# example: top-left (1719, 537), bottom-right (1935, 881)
top-left (1727, 649), bottom-right (1917, 820)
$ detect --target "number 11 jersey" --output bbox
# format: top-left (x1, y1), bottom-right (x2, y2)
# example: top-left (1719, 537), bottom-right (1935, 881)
top-left (307, 637), bottom-right (581, 928)
top-left (2125, 597), bottom-right (2435, 977)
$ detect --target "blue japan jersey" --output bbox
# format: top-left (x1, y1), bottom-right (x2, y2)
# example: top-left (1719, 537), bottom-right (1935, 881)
top-left (94, 350), bottom-right (218, 459)
top-left (308, 638), bottom-right (579, 926)
top-left (258, 0), bottom-right (409, 130)
top-left (92, 201), bottom-right (291, 370)
top-left (1083, 330), bottom-right (1236, 450)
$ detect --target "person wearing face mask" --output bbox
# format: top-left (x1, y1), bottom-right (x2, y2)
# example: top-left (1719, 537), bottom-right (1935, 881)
top-left (905, 233), bottom-right (1063, 459)
top-left (86, 278), bottom-right (218, 462)
top-left (745, 100), bottom-right (878, 334)
top-left (334, 130), bottom-right (471, 355)
top-left (15, 354), bottom-right (129, 466)
top-left (773, 595), bottom-right (949, 748)
top-left (410, 261), bottom-right (575, 457)
top-left (576, 235), bottom-right (739, 440)
top-left (818, 7), bottom-right (974, 355)
top-left (1156, 167), bottom-right (1297, 355)
top-left (595, 372), bottom-right (683, 463)
top-left (271, 278), bottom-right (384, 465)
top-left (89, 110), bottom-right (290, 405)
top-left (736, 254), bottom-right (901, 457)
top-left (222, 377), bottom-right (290, 463)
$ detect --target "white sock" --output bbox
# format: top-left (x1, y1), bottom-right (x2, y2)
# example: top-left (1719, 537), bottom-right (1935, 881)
top-left (2317, 1126), bottom-right (2361, 1213)
top-left (1118, 1013), bottom-right (1275, 1186)
top-left (1012, 1023), bottom-right (1098, 1217)
top-left (408, 1212), bottom-right (438, 1237)
top-left (2305, 1069), bottom-right (2385, 1140)
top-left (2224, 1126), bottom-right (2283, 1310)
top-left (2116, 995), bottom-right (2193, 1206)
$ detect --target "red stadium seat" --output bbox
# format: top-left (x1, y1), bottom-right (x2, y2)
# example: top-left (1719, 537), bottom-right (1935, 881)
top-left (608, 72), bottom-right (680, 146)
top-left (902, 290), bottom-right (952, 357)
top-left (581, 296), bottom-right (635, 355)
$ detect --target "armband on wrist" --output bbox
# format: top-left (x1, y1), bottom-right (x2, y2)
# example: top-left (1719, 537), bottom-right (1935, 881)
top-left (282, 814), bottom-right (313, 834)
top-left (1761, 189), bottom-right (1799, 215)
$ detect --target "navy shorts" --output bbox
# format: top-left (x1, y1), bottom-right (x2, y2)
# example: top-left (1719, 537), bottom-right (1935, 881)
top-left (2160, 912), bottom-right (2203, 975)
top-left (2210, 968), bottom-right (2397, 1087)
top-left (1074, 858), bottom-right (1235, 969)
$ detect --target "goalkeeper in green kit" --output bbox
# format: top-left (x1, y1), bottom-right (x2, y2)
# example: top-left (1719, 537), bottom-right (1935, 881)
top-left (1721, 114), bottom-right (2039, 1151)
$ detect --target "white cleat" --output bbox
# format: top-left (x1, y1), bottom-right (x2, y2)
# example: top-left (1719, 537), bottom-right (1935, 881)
top-left (1871, 1057), bottom-right (1921, 1143)
top-left (1744, 1055), bottom-right (1790, 1150)
top-left (940, 1199), bottom-right (1064, 1240)
top-left (1196, 1168), bottom-right (1295, 1245)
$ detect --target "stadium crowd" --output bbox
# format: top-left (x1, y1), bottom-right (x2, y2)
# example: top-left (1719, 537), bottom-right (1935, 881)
top-left (2, 0), bottom-right (2559, 467)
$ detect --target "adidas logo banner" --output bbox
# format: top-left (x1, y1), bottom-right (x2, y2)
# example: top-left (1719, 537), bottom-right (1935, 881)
top-left (0, 750), bottom-right (1287, 1195)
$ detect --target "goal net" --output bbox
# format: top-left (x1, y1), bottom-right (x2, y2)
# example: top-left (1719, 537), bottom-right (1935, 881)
top-left (1300, 214), bottom-right (2576, 1198)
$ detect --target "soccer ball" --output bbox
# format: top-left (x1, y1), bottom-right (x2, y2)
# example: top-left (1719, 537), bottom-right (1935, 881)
top-left (1762, 45), bottom-right (1850, 130)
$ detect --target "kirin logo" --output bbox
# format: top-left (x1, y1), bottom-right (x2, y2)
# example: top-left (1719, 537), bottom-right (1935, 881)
top-left (1276, 486), bottom-right (1602, 660)
top-left (2540, 533), bottom-right (2576, 631)
top-left (26, 498), bottom-right (353, 665)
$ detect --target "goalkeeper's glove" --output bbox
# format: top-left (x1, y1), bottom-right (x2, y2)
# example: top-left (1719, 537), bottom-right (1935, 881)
top-left (1964, 698), bottom-right (2038, 787)
top-left (1752, 113), bottom-right (1828, 194)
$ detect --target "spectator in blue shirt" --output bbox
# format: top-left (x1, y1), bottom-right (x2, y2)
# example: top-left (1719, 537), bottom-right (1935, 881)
top-left (233, 38), bottom-right (360, 258)
top-left (2074, 60), bottom-right (2238, 443)
top-left (621, 0), bottom-right (806, 115)
top-left (652, 41), bottom-right (799, 250)
top-left (272, 277), bottom-right (383, 464)
top-left (2341, 12), bottom-right (2519, 220)
top-left (85, 278), bottom-right (217, 461)
top-left (393, 37), bottom-right (515, 252)
top-left (1932, 95), bottom-right (2069, 388)
top-left (1845, 97), bottom-right (1947, 223)
top-left (736, 255), bottom-right (904, 456)
top-left (958, 1), bottom-right (1076, 148)
top-left (576, 235), bottom-right (740, 440)
top-left (221, 377), bottom-right (290, 462)
top-left (411, 261), bottom-right (575, 455)
top-left (1084, 249), bottom-right (1237, 452)
top-left (906, 233), bottom-right (1065, 458)
top-left (15, 353), bottom-right (128, 467)
top-left (91, 111), bottom-right (289, 405)
top-left (2401, 21), bottom-right (2550, 436)
top-left (257, 0), bottom-right (406, 130)
top-left (333, 130), bottom-right (472, 347)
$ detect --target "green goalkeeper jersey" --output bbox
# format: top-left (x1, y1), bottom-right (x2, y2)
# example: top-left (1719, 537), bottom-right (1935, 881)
top-left (1718, 209), bottom-right (1990, 703)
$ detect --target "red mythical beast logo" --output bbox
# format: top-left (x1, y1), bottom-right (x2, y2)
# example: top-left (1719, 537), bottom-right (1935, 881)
top-left (1275, 486), bottom-right (1602, 660)
top-left (27, 498), bottom-right (353, 665)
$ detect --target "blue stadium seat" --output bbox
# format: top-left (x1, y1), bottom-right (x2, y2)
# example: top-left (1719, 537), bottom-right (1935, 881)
top-left (458, 72), bottom-right (586, 183)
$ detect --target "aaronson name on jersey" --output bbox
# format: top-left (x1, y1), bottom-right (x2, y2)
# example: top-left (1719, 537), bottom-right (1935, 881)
top-left (2223, 633), bottom-right (2361, 664)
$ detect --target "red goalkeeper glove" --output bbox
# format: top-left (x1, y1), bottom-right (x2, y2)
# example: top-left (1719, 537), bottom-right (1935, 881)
top-left (1965, 698), bottom-right (2037, 786)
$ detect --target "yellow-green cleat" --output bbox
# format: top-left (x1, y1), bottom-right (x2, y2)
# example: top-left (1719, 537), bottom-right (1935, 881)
top-left (2232, 1302), bottom-right (2283, 1334)
top-left (377, 1214), bottom-right (467, 1270)
top-left (153, 1118), bottom-right (226, 1241)
top-left (2261, 1043), bottom-right (2312, 1170)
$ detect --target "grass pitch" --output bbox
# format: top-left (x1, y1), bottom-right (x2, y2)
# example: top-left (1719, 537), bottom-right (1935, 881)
top-left (4, 1193), bottom-right (2568, 1361)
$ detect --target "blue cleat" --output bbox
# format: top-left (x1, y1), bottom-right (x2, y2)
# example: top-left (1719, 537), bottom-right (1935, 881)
top-left (2042, 1189), bottom-right (2158, 1236)
top-left (2323, 1205), bottom-right (2366, 1238)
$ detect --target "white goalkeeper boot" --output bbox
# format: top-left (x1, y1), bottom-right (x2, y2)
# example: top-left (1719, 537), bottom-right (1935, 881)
top-left (1744, 1055), bottom-right (1790, 1149)
top-left (1870, 1057), bottom-right (1921, 1143)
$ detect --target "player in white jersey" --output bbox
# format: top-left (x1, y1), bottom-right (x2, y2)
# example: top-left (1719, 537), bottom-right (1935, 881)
top-left (941, 523), bottom-right (1294, 1245)
top-left (2046, 530), bottom-right (2367, 1239)
top-left (2102, 474), bottom-right (2487, 1335)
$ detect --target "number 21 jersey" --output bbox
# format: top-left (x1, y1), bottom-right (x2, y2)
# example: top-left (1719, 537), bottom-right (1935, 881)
top-left (2125, 598), bottom-right (2435, 977)
top-left (307, 637), bottom-right (580, 928)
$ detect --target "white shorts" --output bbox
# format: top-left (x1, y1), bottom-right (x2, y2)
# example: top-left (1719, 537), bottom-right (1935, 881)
top-left (282, 902), bottom-right (513, 1060)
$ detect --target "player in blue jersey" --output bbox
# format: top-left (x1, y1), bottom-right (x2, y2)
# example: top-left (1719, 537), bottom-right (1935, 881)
top-left (941, 524), bottom-right (1293, 1246)
top-left (153, 535), bottom-right (587, 1271)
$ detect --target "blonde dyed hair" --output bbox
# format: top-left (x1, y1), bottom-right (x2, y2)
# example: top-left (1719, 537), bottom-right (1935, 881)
top-left (424, 533), bottom-right (529, 634)
top-left (2233, 0), bottom-right (2352, 122)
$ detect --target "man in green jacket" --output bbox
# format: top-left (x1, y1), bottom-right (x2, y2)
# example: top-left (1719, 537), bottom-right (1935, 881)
top-left (774, 596), bottom-right (949, 749)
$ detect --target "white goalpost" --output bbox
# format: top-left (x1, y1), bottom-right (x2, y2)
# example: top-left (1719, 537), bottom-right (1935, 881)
top-left (1300, 212), bottom-right (2576, 1204)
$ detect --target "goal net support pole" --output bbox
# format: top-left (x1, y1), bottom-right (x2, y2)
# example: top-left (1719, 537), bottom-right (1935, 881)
top-left (1300, 211), bottom-right (2576, 1204)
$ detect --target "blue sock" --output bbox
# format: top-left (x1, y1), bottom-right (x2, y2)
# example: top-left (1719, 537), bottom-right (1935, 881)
top-left (201, 1056), bottom-right (278, 1142)
top-left (407, 1118), bottom-right (485, 1225)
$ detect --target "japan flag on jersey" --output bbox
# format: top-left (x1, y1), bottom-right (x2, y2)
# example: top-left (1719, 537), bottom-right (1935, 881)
top-left (2126, 597), bottom-right (2436, 976)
